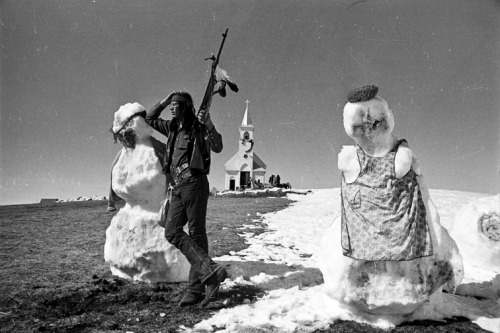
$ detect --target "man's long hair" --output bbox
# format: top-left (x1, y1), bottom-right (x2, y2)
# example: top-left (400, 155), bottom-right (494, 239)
top-left (169, 91), bottom-right (196, 131)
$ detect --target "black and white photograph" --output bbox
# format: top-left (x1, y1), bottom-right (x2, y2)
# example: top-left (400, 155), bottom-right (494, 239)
top-left (1, 1), bottom-right (498, 332)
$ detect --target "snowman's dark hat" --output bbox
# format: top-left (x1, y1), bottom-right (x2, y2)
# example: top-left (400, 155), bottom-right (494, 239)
top-left (347, 85), bottom-right (379, 103)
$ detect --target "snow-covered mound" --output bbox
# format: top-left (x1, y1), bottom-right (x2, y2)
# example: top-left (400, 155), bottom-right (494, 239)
top-left (57, 195), bottom-right (106, 202)
top-left (215, 188), bottom-right (311, 198)
top-left (216, 188), bottom-right (285, 198)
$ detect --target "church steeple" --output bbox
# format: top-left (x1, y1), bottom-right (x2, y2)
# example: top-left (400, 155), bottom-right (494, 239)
top-left (241, 99), bottom-right (254, 128)
top-left (239, 99), bottom-right (254, 157)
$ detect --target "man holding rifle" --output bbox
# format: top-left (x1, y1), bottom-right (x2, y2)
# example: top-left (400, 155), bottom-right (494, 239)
top-left (146, 28), bottom-right (237, 307)
top-left (106, 28), bottom-right (237, 307)
top-left (145, 91), bottom-right (227, 307)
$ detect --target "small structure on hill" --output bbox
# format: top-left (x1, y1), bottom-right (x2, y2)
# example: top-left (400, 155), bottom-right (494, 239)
top-left (40, 198), bottom-right (58, 204)
top-left (224, 100), bottom-right (267, 190)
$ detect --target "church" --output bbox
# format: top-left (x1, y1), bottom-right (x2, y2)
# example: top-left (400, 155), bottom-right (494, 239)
top-left (224, 100), bottom-right (267, 190)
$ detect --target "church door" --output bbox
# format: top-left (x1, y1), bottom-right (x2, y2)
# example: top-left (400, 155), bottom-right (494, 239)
top-left (240, 171), bottom-right (250, 189)
top-left (229, 179), bottom-right (235, 191)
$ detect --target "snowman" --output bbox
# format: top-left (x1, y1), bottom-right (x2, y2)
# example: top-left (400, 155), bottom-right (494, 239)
top-left (450, 195), bottom-right (500, 299)
top-left (319, 85), bottom-right (463, 315)
top-left (104, 102), bottom-right (190, 283)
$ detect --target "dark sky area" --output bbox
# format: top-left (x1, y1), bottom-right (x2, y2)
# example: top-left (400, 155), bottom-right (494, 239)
top-left (1, 0), bottom-right (498, 204)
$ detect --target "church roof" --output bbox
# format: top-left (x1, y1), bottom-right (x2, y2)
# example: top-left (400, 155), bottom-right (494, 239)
top-left (252, 153), bottom-right (267, 171)
top-left (224, 153), bottom-right (240, 170)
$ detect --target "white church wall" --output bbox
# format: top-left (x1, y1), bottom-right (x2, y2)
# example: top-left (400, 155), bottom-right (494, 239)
top-left (253, 171), bottom-right (266, 185)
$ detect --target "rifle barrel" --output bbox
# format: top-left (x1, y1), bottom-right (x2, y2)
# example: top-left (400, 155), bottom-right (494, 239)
top-left (214, 28), bottom-right (229, 68)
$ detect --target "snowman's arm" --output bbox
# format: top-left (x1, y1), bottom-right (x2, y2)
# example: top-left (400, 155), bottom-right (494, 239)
top-left (394, 142), bottom-right (414, 179)
top-left (410, 150), bottom-right (422, 176)
top-left (338, 145), bottom-right (360, 183)
top-left (108, 149), bottom-right (123, 208)
top-left (395, 140), bottom-right (423, 177)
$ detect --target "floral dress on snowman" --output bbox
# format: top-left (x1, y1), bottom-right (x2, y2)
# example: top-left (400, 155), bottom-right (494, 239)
top-left (341, 139), bottom-right (433, 261)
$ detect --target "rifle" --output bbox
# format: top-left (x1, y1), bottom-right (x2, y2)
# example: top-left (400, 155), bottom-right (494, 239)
top-left (191, 28), bottom-right (237, 171)
top-left (197, 28), bottom-right (237, 117)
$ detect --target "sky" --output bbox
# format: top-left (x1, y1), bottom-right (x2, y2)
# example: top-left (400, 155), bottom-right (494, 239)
top-left (201, 189), bottom-right (499, 332)
top-left (1, 0), bottom-right (499, 205)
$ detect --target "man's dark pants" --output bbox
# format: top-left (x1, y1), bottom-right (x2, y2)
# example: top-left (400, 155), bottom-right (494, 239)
top-left (164, 175), bottom-right (218, 294)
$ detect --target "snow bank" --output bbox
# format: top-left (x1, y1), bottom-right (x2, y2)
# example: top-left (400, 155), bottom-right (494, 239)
top-left (192, 189), bottom-right (500, 332)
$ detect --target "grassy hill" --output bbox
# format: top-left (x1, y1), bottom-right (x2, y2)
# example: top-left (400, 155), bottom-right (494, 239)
top-left (0, 197), bottom-right (291, 332)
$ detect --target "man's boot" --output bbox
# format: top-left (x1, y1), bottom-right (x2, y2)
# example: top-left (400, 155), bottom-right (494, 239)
top-left (179, 291), bottom-right (203, 307)
top-left (200, 267), bottom-right (228, 307)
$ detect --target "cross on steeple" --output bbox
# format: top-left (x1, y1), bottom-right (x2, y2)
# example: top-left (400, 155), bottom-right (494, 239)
top-left (245, 99), bottom-right (250, 108)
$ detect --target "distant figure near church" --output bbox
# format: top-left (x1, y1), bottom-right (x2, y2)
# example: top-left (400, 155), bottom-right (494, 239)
top-left (225, 100), bottom-right (267, 190)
